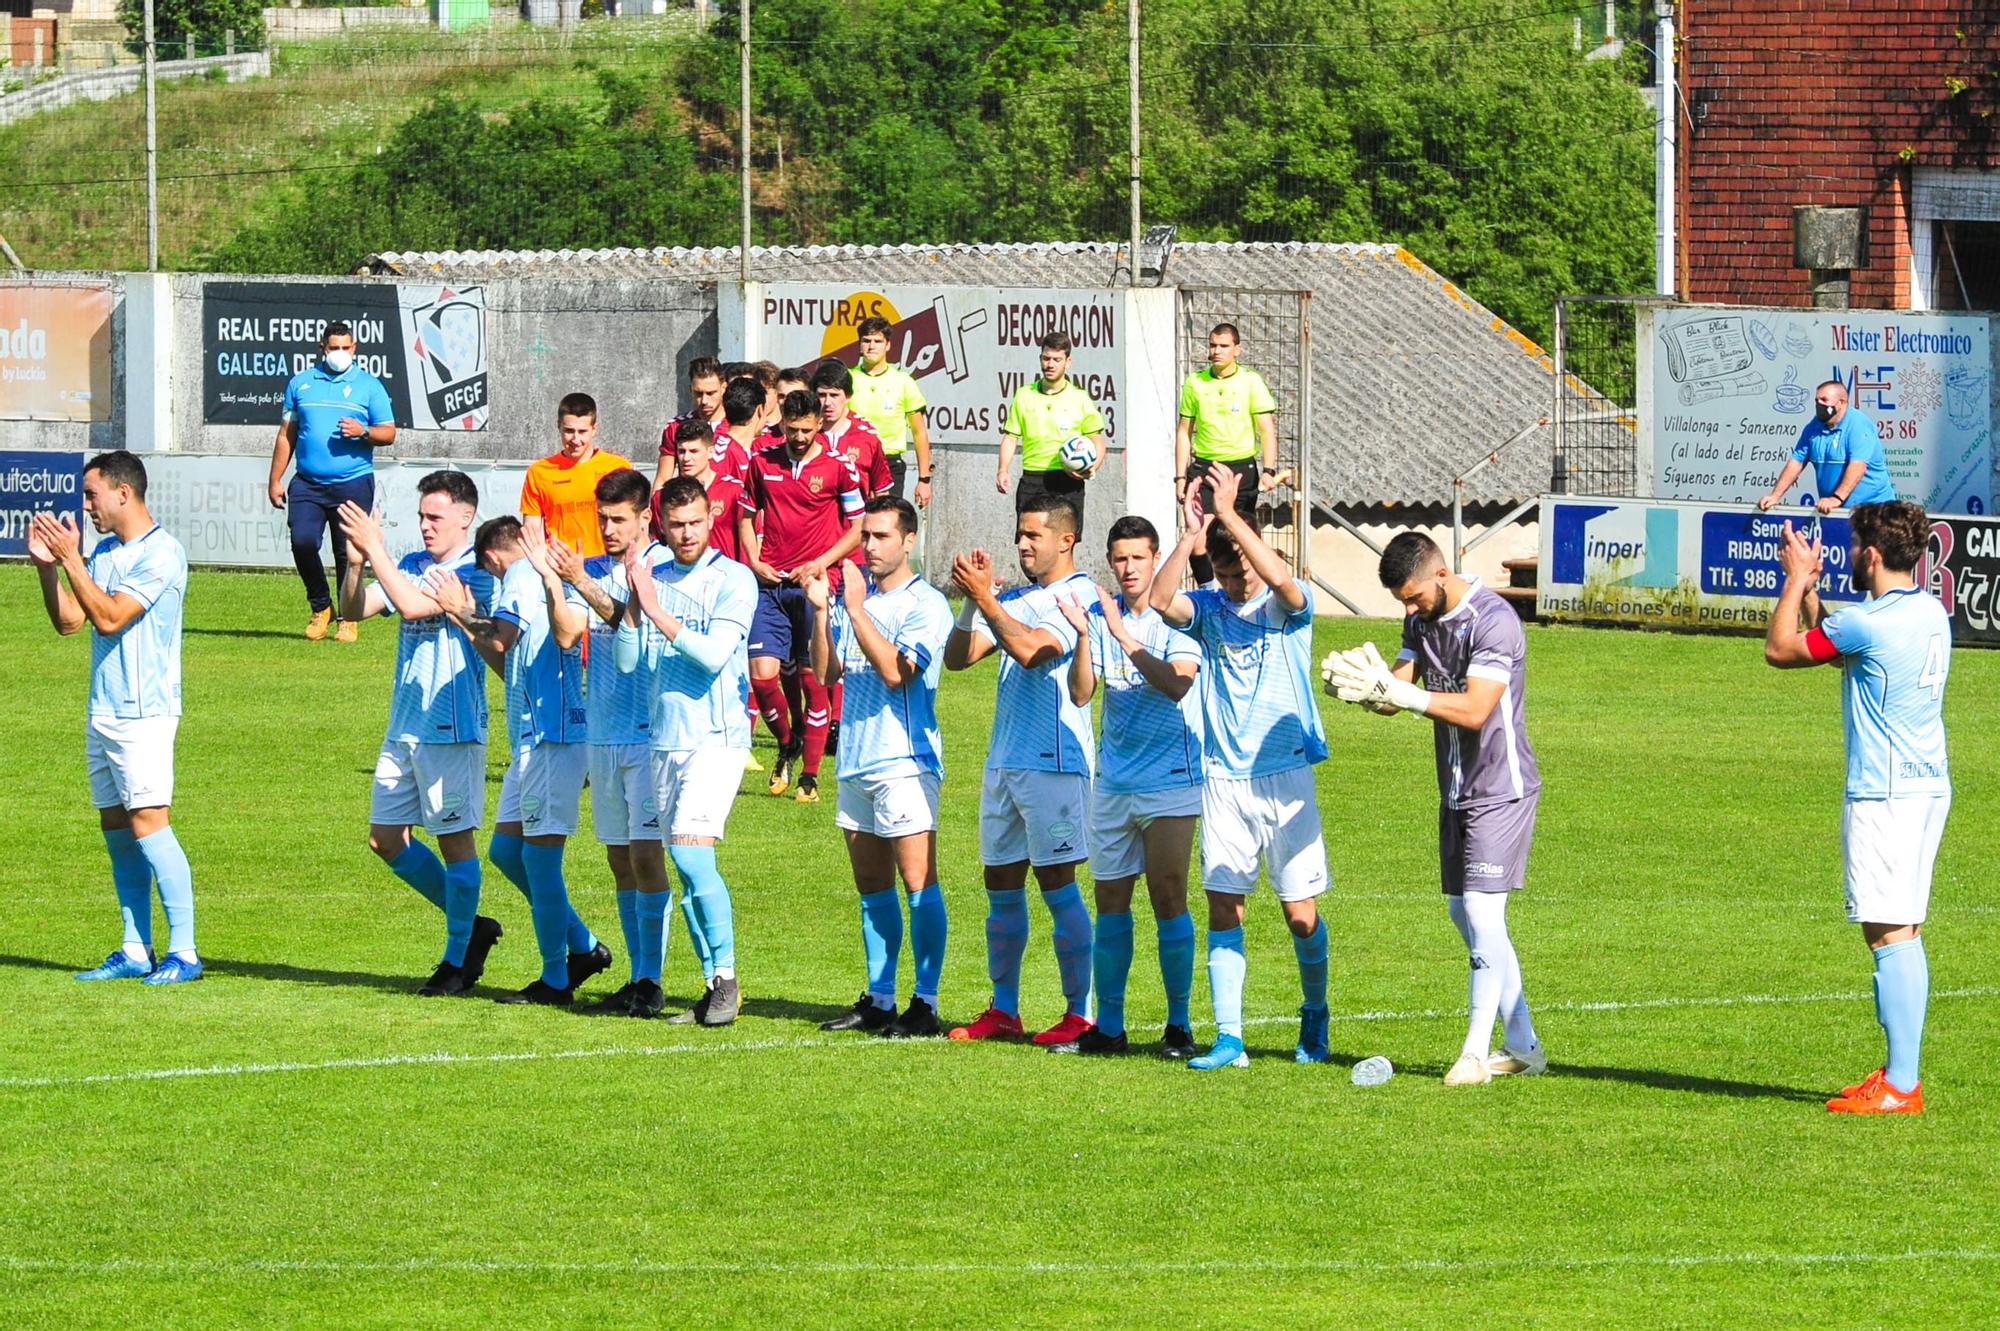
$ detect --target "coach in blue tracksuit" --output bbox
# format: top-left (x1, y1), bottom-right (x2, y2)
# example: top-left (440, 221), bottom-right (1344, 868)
top-left (267, 320), bottom-right (397, 642)
top-left (1757, 379), bottom-right (1896, 515)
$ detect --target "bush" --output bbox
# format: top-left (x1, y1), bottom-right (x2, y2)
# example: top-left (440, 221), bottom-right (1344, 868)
top-left (117, 0), bottom-right (266, 57)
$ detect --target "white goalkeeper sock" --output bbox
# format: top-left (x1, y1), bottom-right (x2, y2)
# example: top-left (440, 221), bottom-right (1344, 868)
top-left (1460, 890), bottom-right (1515, 1060)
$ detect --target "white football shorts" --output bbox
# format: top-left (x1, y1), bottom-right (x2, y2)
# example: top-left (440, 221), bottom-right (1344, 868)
top-left (1200, 766), bottom-right (1330, 902)
top-left (979, 767), bottom-right (1089, 868)
top-left (653, 747), bottom-right (747, 841)
top-left (497, 741), bottom-right (588, 838)
top-left (86, 715), bottom-right (178, 811)
top-left (370, 738), bottom-right (485, 835)
top-left (589, 742), bottom-right (661, 846)
top-left (1842, 793), bottom-right (1951, 926)
top-left (836, 769), bottom-right (942, 838)
top-left (1088, 784), bottom-right (1202, 881)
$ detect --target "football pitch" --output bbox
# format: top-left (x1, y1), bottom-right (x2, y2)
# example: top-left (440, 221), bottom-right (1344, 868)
top-left (3, 567), bottom-right (1997, 1327)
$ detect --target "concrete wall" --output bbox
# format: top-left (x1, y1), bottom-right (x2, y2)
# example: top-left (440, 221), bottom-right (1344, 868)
top-left (0, 51), bottom-right (267, 127)
top-left (262, 6), bottom-right (434, 38)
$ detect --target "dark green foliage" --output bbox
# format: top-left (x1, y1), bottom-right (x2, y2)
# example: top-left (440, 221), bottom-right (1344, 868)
top-left (116, 0), bottom-right (265, 58)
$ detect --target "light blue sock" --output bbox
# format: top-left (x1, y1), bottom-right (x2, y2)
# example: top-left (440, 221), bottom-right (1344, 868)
top-left (859, 889), bottom-right (903, 1006)
top-left (1157, 911), bottom-right (1195, 1030)
top-left (1874, 937), bottom-right (1929, 1093)
top-left (616, 889), bottom-right (642, 981)
top-left (679, 889), bottom-right (715, 981)
top-left (1208, 926), bottom-right (1247, 1038)
top-left (1092, 910), bottom-right (1134, 1038)
top-left (1042, 882), bottom-right (1094, 1017)
top-left (103, 828), bottom-right (153, 954)
top-left (388, 840), bottom-right (448, 910)
top-left (136, 827), bottom-right (196, 958)
top-left (519, 842), bottom-right (575, 989)
top-left (985, 888), bottom-right (1030, 1016)
top-left (442, 856), bottom-right (481, 966)
top-left (636, 890), bottom-right (669, 983)
top-left (671, 844), bottom-right (734, 972)
top-left (907, 884), bottom-right (947, 1004)
top-left (490, 832), bottom-right (529, 898)
top-left (1293, 917), bottom-right (1329, 1011)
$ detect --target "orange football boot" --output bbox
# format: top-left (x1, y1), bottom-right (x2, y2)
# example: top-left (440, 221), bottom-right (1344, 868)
top-left (1827, 1075), bottom-right (1922, 1115)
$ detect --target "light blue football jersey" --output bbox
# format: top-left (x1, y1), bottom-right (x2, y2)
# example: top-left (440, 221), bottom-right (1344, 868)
top-left (575, 546), bottom-right (659, 747)
top-left (1087, 599), bottom-right (1204, 795)
top-left (831, 575), bottom-right (953, 780)
top-left (647, 548), bottom-right (757, 753)
top-left (492, 556), bottom-right (588, 751)
top-left (86, 525), bottom-right (187, 720)
top-left (1183, 583), bottom-right (1327, 780)
top-left (1821, 586), bottom-right (1952, 801)
top-left (979, 570), bottom-right (1097, 775)
top-left (379, 546), bottom-right (498, 745)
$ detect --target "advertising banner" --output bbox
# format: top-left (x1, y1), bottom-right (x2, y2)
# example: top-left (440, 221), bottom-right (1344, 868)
top-left (752, 286), bottom-right (1126, 446)
top-left (1640, 305), bottom-right (1991, 514)
top-left (1923, 512), bottom-right (2000, 647)
top-left (202, 282), bottom-right (488, 430)
top-left (0, 449), bottom-right (84, 556)
top-left (0, 283), bottom-right (113, 422)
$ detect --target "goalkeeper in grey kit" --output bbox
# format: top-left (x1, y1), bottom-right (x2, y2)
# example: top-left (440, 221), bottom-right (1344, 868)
top-left (1321, 531), bottom-right (1546, 1087)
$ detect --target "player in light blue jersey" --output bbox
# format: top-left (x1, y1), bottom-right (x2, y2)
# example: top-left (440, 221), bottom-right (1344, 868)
top-left (624, 475), bottom-right (759, 1027)
top-left (432, 517), bottom-right (606, 1007)
top-left (550, 467), bottom-right (681, 1019)
top-left (1152, 464), bottom-right (1332, 1070)
top-left (1048, 515), bottom-right (1204, 1058)
top-left (1766, 501), bottom-right (1952, 1114)
top-left (32, 451), bottom-right (202, 985)
top-left (338, 473), bottom-right (507, 996)
top-left (942, 492), bottom-right (1098, 1046)
top-left (806, 494), bottom-right (955, 1039)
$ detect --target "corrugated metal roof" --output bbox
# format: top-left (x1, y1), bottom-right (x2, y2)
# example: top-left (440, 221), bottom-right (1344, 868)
top-left (362, 241), bottom-right (1558, 505)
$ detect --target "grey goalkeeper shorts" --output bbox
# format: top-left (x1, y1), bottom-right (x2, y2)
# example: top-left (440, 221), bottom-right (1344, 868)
top-left (1439, 793), bottom-right (1539, 895)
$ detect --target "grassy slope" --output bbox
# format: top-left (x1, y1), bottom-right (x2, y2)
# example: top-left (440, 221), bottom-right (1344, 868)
top-left (0, 21), bottom-right (695, 272)
top-left (0, 567), bottom-right (1995, 1326)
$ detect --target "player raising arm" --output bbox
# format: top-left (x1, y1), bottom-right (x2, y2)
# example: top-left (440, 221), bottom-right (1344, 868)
top-left (1321, 532), bottom-right (1546, 1085)
top-left (1763, 501), bottom-right (1951, 1114)
top-left (1150, 464), bottom-right (1331, 1070)
top-left (33, 452), bottom-right (202, 986)
top-left (805, 496), bottom-right (956, 1038)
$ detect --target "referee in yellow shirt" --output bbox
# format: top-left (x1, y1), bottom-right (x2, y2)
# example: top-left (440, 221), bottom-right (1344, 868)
top-left (1175, 323), bottom-right (1286, 583)
top-left (849, 316), bottom-right (934, 510)
top-left (997, 330), bottom-right (1105, 522)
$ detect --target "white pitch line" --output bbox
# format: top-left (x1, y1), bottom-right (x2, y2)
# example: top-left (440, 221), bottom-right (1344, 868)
top-left (3, 985), bottom-right (1996, 1091)
top-left (0, 1248), bottom-right (1996, 1279)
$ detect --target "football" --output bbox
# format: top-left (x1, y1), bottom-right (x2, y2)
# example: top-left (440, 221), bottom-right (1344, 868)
top-left (1058, 433), bottom-right (1099, 474)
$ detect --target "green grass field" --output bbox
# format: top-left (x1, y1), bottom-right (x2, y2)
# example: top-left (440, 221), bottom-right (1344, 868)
top-left (2, 567), bottom-right (1996, 1326)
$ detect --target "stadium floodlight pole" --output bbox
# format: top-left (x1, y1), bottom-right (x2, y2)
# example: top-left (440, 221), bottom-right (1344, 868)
top-left (143, 0), bottom-right (159, 271)
top-left (1127, 0), bottom-right (1141, 286)
top-left (739, 0), bottom-right (752, 284)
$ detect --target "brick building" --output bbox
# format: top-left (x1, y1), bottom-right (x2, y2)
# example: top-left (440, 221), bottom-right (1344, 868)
top-left (1681, 0), bottom-right (2000, 310)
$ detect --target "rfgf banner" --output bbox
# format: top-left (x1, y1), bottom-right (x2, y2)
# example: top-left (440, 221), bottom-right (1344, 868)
top-left (0, 283), bottom-right (112, 423)
top-left (202, 282), bottom-right (489, 430)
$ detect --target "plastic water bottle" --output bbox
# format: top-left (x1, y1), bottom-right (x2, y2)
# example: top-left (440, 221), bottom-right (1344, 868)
top-left (1350, 1055), bottom-right (1394, 1087)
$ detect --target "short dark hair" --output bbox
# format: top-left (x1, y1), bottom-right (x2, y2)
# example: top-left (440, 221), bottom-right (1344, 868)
top-left (864, 493), bottom-right (918, 535)
top-left (1039, 330), bottom-right (1073, 353)
top-left (779, 388), bottom-right (821, 423)
top-left (687, 356), bottom-right (724, 385)
top-left (656, 475), bottom-right (708, 514)
top-left (475, 515), bottom-right (523, 560)
top-left (322, 320), bottom-right (354, 346)
top-left (84, 450), bottom-right (147, 500)
top-left (856, 315), bottom-right (892, 340)
top-left (1106, 514), bottom-right (1159, 551)
top-left (722, 377), bottom-right (764, 426)
top-left (416, 469), bottom-right (478, 508)
top-left (1849, 500), bottom-right (1929, 573)
top-left (677, 417), bottom-right (715, 448)
top-left (1018, 491), bottom-right (1079, 535)
top-left (596, 468), bottom-right (651, 511)
top-left (1206, 523), bottom-right (1241, 565)
top-left (810, 359), bottom-right (854, 394)
top-left (777, 366), bottom-right (810, 388)
top-left (1378, 531), bottom-right (1446, 590)
top-left (557, 391), bottom-right (597, 423)
top-left (1209, 322), bottom-right (1241, 344)
top-left (720, 361), bottom-right (754, 381)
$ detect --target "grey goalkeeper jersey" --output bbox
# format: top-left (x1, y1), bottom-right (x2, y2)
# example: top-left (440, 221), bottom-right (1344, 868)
top-left (1397, 580), bottom-right (1540, 809)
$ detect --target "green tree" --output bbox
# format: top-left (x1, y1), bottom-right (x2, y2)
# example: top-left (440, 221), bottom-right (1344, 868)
top-left (117, 0), bottom-right (265, 57)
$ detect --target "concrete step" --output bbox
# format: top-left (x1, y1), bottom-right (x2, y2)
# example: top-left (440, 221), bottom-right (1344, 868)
top-left (1495, 583), bottom-right (1539, 622)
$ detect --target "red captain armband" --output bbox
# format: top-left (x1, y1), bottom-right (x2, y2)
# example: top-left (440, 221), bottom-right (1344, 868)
top-left (1804, 627), bottom-right (1840, 664)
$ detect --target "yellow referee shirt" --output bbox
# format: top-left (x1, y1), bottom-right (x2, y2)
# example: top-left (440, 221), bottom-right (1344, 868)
top-left (1178, 365), bottom-right (1277, 463)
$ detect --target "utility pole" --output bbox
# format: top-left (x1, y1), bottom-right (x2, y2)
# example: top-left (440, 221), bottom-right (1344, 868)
top-left (739, 0), bottom-right (752, 284)
top-left (1128, 0), bottom-right (1141, 286)
top-left (143, 0), bottom-right (159, 270)
top-left (1655, 0), bottom-right (1675, 297)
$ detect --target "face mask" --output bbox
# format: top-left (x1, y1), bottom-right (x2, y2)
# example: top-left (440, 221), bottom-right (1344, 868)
top-left (1815, 401), bottom-right (1838, 424)
top-left (324, 349), bottom-right (354, 374)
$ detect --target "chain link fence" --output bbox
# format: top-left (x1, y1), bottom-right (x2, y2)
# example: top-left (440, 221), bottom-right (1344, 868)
top-left (1552, 293), bottom-right (1668, 497)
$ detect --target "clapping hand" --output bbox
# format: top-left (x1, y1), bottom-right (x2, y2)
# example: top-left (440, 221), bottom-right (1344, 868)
top-left (26, 511), bottom-right (77, 566)
top-left (546, 535), bottom-right (586, 586)
top-left (428, 570), bottom-right (473, 618)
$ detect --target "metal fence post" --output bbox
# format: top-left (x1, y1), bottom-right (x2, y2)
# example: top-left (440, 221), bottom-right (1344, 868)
top-left (738, 0), bottom-right (751, 284)
top-left (144, 0), bottom-right (159, 270)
